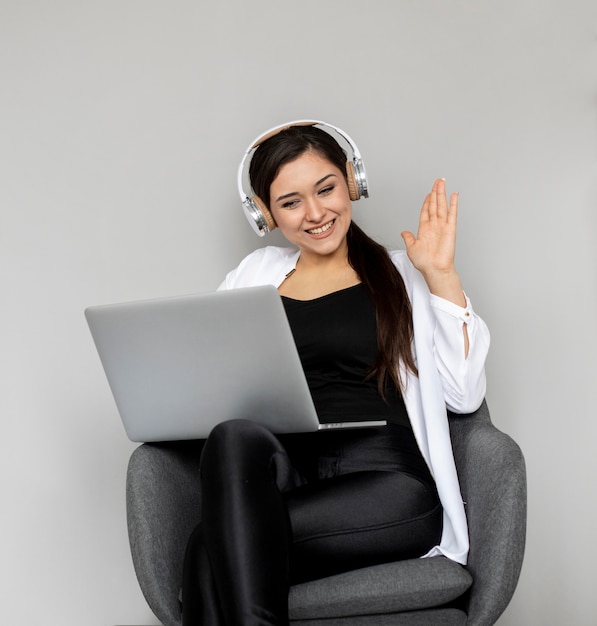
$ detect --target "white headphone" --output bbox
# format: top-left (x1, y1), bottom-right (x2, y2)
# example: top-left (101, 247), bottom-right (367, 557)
top-left (237, 120), bottom-right (369, 237)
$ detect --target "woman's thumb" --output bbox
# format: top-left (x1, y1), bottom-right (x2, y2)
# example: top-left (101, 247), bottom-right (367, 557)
top-left (401, 231), bottom-right (415, 248)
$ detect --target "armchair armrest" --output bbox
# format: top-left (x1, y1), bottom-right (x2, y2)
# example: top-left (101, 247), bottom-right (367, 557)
top-left (126, 441), bottom-right (204, 626)
top-left (449, 401), bottom-right (527, 626)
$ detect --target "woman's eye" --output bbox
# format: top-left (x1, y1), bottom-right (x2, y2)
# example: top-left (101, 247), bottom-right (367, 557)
top-left (319, 185), bottom-right (334, 195)
top-left (282, 199), bottom-right (299, 209)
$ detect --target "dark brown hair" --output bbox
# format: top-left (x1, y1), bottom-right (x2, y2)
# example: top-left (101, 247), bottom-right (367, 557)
top-left (249, 125), bottom-right (417, 394)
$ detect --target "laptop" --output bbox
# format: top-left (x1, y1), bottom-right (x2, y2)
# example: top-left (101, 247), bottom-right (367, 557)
top-left (85, 285), bottom-right (386, 442)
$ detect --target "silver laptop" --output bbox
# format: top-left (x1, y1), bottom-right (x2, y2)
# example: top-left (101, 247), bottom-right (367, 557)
top-left (85, 285), bottom-right (385, 442)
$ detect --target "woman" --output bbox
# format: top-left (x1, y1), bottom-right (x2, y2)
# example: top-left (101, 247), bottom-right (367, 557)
top-left (182, 121), bottom-right (490, 625)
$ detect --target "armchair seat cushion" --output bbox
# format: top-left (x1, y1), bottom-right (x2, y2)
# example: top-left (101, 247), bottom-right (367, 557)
top-left (289, 556), bottom-right (472, 620)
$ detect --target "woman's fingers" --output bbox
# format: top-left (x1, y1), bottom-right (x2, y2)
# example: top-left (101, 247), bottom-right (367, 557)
top-left (448, 191), bottom-right (459, 225)
top-left (420, 192), bottom-right (431, 223)
top-left (429, 179), bottom-right (458, 224)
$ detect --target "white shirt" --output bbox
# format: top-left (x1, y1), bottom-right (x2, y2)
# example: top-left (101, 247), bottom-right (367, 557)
top-left (218, 245), bottom-right (490, 564)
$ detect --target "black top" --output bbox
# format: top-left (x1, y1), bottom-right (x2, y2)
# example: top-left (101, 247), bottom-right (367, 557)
top-left (282, 284), bottom-right (411, 428)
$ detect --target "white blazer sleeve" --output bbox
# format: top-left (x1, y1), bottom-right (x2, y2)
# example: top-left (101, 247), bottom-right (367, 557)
top-left (390, 249), bottom-right (490, 415)
top-left (429, 293), bottom-right (490, 414)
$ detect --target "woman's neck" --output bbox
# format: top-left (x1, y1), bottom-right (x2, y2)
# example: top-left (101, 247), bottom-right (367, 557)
top-left (278, 246), bottom-right (360, 300)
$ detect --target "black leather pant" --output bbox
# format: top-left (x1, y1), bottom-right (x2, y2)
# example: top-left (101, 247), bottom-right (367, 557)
top-left (182, 419), bottom-right (442, 626)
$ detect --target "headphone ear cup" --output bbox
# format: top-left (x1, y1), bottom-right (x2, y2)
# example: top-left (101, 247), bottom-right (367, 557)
top-left (345, 161), bottom-right (360, 201)
top-left (252, 195), bottom-right (277, 232)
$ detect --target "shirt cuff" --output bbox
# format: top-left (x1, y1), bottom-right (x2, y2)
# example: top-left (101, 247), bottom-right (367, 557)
top-left (429, 292), bottom-right (474, 324)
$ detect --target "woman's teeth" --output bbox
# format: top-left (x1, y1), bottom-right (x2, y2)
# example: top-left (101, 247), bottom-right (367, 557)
top-left (307, 220), bottom-right (335, 235)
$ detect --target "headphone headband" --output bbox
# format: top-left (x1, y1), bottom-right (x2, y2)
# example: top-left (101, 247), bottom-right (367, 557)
top-left (237, 120), bottom-right (369, 237)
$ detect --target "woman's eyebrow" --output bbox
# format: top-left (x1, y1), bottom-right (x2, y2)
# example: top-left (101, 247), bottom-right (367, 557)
top-left (274, 174), bottom-right (337, 203)
top-left (315, 173), bottom-right (336, 186)
top-left (275, 190), bottom-right (300, 203)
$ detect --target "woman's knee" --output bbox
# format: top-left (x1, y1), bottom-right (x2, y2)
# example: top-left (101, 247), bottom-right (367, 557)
top-left (204, 419), bottom-right (273, 458)
top-left (201, 419), bottom-right (290, 484)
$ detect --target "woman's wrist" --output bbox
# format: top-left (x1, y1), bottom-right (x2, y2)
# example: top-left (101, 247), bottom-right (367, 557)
top-left (421, 268), bottom-right (467, 308)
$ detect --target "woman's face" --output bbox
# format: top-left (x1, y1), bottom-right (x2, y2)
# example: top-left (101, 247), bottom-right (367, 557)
top-left (268, 150), bottom-right (352, 261)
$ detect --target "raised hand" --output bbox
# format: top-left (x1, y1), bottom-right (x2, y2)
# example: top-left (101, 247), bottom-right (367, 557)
top-left (401, 178), bottom-right (458, 274)
top-left (401, 178), bottom-right (466, 307)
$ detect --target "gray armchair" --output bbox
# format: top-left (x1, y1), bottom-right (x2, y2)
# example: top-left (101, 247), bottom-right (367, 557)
top-left (126, 400), bottom-right (526, 625)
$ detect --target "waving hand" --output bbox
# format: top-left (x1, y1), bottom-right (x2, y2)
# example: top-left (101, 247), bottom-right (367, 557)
top-left (401, 178), bottom-right (466, 308)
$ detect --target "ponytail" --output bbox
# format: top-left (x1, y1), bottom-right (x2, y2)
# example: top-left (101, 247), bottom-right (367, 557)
top-left (347, 222), bottom-right (417, 396)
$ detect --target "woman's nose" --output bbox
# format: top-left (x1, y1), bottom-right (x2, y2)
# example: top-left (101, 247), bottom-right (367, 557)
top-left (304, 198), bottom-right (325, 222)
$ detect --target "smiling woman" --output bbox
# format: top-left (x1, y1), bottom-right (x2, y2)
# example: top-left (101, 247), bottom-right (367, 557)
top-left (181, 121), bottom-right (490, 626)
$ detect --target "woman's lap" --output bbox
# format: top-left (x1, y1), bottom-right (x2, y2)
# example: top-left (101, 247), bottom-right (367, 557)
top-left (203, 420), bottom-right (441, 581)
top-left (183, 419), bottom-right (442, 624)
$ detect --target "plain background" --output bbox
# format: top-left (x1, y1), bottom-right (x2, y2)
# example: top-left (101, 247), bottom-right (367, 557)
top-left (1, 1), bottom-right (595, 624)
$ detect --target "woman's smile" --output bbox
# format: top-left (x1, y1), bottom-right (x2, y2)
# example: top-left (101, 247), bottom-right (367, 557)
top-left (306, 218), bottom-right (336, 236)
top-left (269, 152), bottom-right (352, 260)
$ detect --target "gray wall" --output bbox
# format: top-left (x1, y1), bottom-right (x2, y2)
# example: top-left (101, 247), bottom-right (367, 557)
top-left (1, 1), bottom-right (595, 624)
